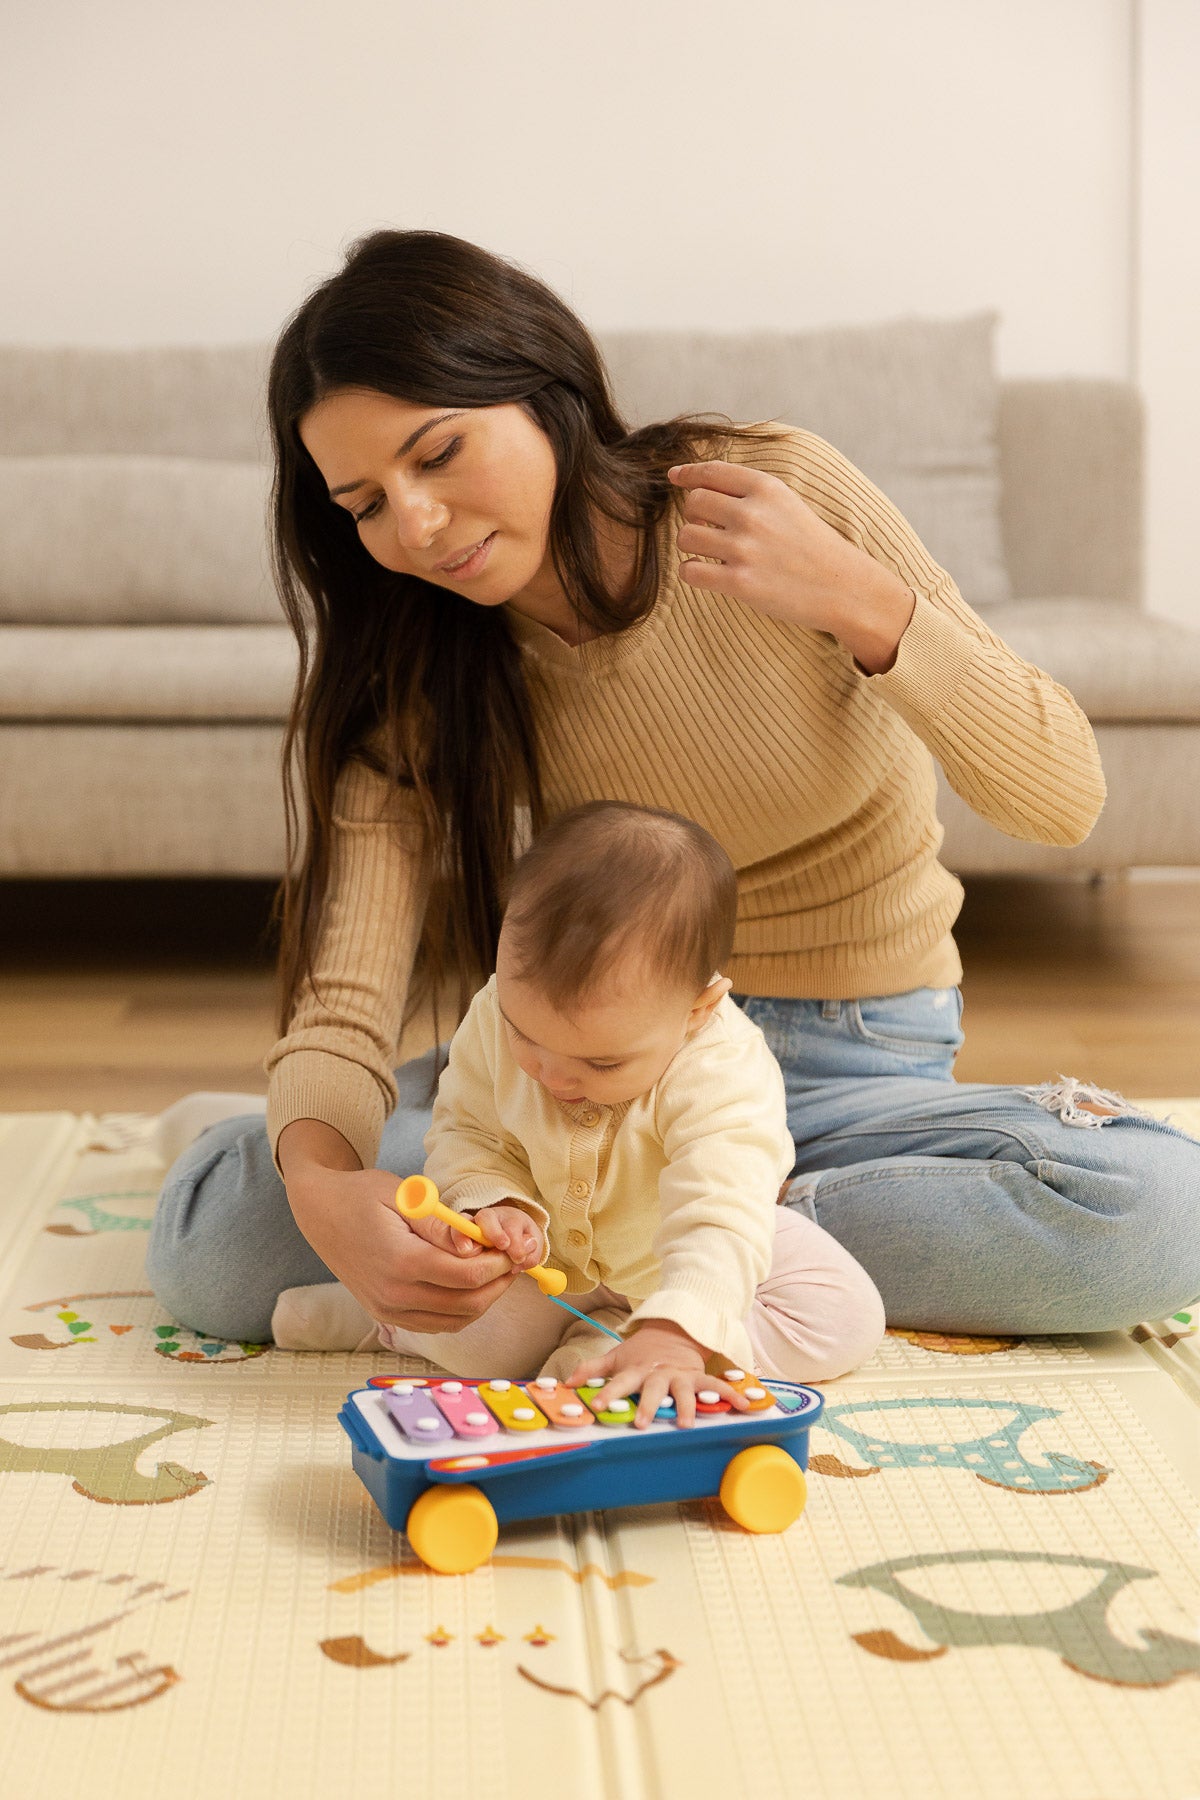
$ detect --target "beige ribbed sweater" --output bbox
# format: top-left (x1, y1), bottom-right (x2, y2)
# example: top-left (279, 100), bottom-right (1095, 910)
top-left (265, 424), bottom-right (1105, 1172)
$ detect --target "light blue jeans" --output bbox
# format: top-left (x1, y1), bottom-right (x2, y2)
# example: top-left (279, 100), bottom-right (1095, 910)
top-left (146, 986), bottom-right (1200, 1344)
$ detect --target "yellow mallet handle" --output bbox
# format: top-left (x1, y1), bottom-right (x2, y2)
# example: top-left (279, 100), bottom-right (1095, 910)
top-left (394, 1175), bottom-right (567, 1297)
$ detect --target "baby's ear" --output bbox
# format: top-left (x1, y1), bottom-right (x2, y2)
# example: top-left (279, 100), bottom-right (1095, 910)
top-left (687, 973), bottom-right (732, 1032)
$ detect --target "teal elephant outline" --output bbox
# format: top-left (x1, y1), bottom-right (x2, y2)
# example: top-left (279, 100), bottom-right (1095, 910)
top-left (812, 1396), bottom-right (1108, 1493)
top-left (841, 1548), bottom-right (1200, 1687)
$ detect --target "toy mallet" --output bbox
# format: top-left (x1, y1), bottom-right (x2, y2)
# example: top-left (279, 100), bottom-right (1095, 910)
top-left (394, 1175), bottom-right (623, 1343)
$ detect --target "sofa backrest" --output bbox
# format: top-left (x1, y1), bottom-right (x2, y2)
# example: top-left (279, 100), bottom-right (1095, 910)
top-left (0, 344), bottom-right (271, 458)
top-left (0, 328), bottom-right (1142, 624)
top-left (998, 378), bottom-right (1142, 607)
top-left (600, 315), bottom-right (1011, 607)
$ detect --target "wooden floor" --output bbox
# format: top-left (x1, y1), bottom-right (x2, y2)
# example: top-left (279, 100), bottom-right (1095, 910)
top-left (1, 872), bottom-right (1198, 1113)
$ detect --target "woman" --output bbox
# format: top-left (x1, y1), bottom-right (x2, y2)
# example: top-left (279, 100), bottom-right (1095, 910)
top-left (147, 228), bottom-right (1200, 1351)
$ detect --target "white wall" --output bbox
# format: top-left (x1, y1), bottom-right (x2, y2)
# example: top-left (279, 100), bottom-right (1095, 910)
top-left (0, 0), bottom-right (1193, 624)
top-left (1137, 2), bottom-right (1200, 632)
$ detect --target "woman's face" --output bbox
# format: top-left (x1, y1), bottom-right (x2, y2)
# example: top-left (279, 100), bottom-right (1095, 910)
top-left (299, 387), bottom-right (561, 610)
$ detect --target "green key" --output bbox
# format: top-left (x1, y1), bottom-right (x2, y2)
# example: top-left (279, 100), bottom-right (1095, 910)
top-left (576, 1383), bottom-right (637, 1428)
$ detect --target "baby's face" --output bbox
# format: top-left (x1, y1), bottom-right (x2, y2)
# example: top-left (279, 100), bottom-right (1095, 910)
top-left (495, 937), bottom-right (714, 1107)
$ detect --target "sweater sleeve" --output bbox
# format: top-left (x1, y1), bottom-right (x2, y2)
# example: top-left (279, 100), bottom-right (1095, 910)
top-left (625, 1017), bottom-right (793, 1360)
top-left (422, 986), bottom-right (552, 1237)
top-left (768, 429), bottom-right (1107, 847)
top-left (424, 986), bottom-right (550, 1238)
top-left (264, 758), bottom-right (431, 1174)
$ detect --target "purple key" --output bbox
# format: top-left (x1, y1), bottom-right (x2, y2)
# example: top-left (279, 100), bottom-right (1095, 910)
top-left (384, 1384), bottom-right (456, 1445)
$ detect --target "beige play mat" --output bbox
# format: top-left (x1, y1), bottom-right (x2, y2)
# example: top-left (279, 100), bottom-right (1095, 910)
top-left (0, 1102), bottom-right (1197, 1799)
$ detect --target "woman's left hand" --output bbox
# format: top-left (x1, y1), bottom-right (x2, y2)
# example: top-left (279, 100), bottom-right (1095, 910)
top-left (569, 1319), bottom-right (750, 1430)
top-left (667, 460), bottom-right (916, 672)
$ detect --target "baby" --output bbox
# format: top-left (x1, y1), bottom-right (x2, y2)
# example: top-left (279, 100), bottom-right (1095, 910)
top-left (375, 800), bottom-right (886, 1425)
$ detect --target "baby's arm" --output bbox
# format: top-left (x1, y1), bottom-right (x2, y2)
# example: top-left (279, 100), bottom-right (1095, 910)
top-left (627, 1022), bottom-right (794, 1361)
top-left (419, 991), bottom-right (552, 1262)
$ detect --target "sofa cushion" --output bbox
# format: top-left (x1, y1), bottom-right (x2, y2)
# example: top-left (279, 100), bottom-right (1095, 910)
top-left (0, 625), bottom-right (297, 720)
top-left (599, 313), bottom-right (1009, 607)
top-left (0, 457), bottom-right (280, 624)
top-left (0, 344), bottom-right (270, 459)
top-left (983, 600), bottom-right (1200, 723)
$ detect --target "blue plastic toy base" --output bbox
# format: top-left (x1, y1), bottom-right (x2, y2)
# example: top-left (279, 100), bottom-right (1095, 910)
top-left (340, 1378), bottom-right (824, 1535)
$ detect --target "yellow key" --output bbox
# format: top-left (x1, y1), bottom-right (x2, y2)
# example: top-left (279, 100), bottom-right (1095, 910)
top-left (476, 1380), bottom-right (548, 1432)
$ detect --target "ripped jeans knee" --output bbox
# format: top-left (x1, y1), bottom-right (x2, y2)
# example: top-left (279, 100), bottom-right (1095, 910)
top-left (1022, 1076), bottom-right (1157, 1130)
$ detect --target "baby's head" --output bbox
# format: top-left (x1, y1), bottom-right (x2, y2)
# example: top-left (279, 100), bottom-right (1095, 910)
top-left (495, 801), bottom-right (737, 1106)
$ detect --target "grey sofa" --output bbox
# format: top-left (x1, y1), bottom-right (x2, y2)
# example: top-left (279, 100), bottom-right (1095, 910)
top-left (2, 315), bottom-right (1198, 877)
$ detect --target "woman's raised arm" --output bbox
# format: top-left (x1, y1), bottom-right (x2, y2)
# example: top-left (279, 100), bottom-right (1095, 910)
top-left (668, 436), bottom-right (1106, 848)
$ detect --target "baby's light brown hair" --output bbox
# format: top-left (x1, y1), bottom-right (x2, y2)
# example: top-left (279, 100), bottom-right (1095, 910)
top-left (502, 801), bottom-right (737, 1012)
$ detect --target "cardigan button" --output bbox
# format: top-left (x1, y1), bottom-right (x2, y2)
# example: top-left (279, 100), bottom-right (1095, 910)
top-left (567, 1228), bottom-right (587, 1247)
top-left (568, 1179), bottom-right (590, 1199)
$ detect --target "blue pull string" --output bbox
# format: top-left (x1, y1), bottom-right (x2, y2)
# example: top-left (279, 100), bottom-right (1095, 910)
top-left (545, 1292), bottom-right (624, 1342)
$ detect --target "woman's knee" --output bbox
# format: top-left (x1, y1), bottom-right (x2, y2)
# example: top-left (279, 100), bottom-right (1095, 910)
top-left (146, 1116), bottom-right (317, 1343)
top-left (1069, 1120), bottom-right (1200, 1323)
top-left (1015, 1119), bottom-right (1200, 1327)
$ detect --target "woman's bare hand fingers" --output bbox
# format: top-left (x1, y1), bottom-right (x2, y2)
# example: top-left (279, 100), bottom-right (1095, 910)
top-left (667, 460), bottom-right (761, 501)
top-left (676, 520), bottom-right (734, 561)
top-left (375, 1267), bottom-right (517, 1332)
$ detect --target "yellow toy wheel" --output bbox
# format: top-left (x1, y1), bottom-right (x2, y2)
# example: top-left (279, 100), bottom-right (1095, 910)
top-left (719, 1445), bottom-right (808, 1534)
top-left (405, 1484), bottom-right (499, 1574)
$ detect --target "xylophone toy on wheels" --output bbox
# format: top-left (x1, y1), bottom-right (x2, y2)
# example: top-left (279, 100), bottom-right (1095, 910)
top-left (338, 1176), bottom-right (825, 1574)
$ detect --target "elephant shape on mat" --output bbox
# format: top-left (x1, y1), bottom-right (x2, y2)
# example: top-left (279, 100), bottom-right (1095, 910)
top-left (811, 1396), bottom-right (1109, 1493)
top-left (842, 1549), bottom-right (1200, 1686)
top-left (0, 1401), bottom-right (212, 1504)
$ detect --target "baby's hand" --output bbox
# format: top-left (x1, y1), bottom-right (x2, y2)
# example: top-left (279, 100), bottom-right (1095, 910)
top-left (570, 1320), bottom-right (750, 1430)
top-left (400, 1207), bottom-right (487, 1259)
top-left (401, 1200), bottom-right (545, 1270)
top-left (470, 1204), bottom-right (546, 1271)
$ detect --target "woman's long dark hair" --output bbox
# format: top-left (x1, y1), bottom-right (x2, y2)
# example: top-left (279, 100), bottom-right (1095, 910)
top-left (268, 228), bottom-right (789, 1043)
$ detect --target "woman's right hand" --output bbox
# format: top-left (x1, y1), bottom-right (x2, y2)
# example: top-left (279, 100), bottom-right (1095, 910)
top-left (286, 1163), bottom-right (520, 1333)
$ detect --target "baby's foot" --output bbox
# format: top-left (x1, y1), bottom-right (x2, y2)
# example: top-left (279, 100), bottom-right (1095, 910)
top-left (271, 1281), bottom-right (377, 1352)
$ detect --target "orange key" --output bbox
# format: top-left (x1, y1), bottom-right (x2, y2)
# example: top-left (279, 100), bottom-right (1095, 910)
top-left (721, 1367), bottom-right (777, 1413)
top-left (525, 1376), bottom-right (595, 1430)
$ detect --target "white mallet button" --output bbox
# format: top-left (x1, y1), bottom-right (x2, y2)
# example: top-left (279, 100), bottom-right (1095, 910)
top-left (488, 1379), bottom-right (511, 1392)
top-left (745, 1386), bottom-right (767, 1400)
top-left (561, 1403), bottom-right (584, 1418)
top-left (465, 1411), bottom-right (489, 1426)
top-left (513, 1406), bottom-right (535, 1421)
top-left (417, 1418), bottom-right (439, 1431)
top-left (534, 1377), bottom-right (557, 1391)
top-left (438, 1380), bottom-right (463, 1394)
top-left (697, 1390), bottom-right (721, 1404)
top-left (609, 1399), bottom-right (631, 1412)
top-left (724, 1369), bottom-right (746, 1382)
